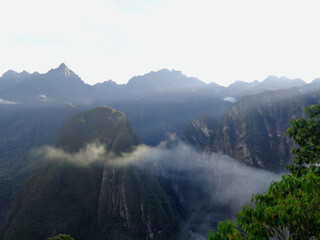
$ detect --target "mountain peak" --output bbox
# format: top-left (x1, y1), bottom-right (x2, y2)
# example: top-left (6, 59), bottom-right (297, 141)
top-left (58, 63), bottom-right (68, 70)
top-left (262, 76), bottom-right (305, 89)
top-left (264, 75), bottom-right (304, 82)
top-left (55, 106), bottom-right (140, 153)
top-left (19, 70), bottom-right (31, 79)
top-left (47, 63), bottom-right (75, 78)
top-left (1, 70), bottom-right (19, 78)
top-left (58, 63), bottom-right (71, 77)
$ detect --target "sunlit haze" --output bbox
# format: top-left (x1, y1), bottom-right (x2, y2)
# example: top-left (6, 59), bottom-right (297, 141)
top-left (1, 0), bottom-right (320, 86)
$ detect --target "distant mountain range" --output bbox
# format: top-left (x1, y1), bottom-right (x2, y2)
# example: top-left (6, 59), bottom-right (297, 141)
top-left (1, 63), bottom-right (317, 146)
top-left (0, 63), bottom-right (317, 106)
top-left (0, 63), bottom-right (94, 106)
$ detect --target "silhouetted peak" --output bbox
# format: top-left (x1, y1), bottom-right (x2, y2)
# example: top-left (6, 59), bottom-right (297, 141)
top-left (48, 63), bottom-right (75, 78)
top-left (1, 70), bottom-right (35, 81)
top-left (262, 76), bottom-right (305, 87)
top-left (157, 68), bottom-right (171, 73)
top-left (31, 71), bottom-right (40, 76)
top-left (58, 63), bottom-right (68, 70)
top-left (106, 79), bottom-right (117, 85)
top-left (93, 80), bottom-right (119, 89)
top-left (19, 70), bottom-right (31, 78)
top-left (1, 70), bottom-right (18, 78)
top-left (311, 78), bottom-right (320, 84)
top-left (264, 75), bottom-right (304, 83)
top-left (127, 68), bottom-right (206, 88)
top-left (228, 80), bottom-right (250, 88)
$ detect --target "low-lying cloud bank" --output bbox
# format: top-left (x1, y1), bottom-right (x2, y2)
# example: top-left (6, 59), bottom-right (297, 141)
top-left (35, 143), bottom-right (107, 165)
top-left (0, 98), bottom-right (18, 104)
top-left (35, 141), bottom-right (282, 237)
top-left (118, 143), bottom-right (281, 216)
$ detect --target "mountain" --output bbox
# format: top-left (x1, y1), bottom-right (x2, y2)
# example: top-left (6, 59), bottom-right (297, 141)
top-left (1, 64), bottom-right (320, 238)
top-left (0, 66), bottom-right (232, 227)
top-left (300, 78), bottom-right (320, 93)
top-left (259, 76), bottom-right (305, 90)
top-left (182, 89), bottom-right (320, 171)
top-left (0, 64), bottom-right (312, 146)
top-left (0, 107), bottom-right (179, 240)
top-left (0, 104), bottom-right (81, 225)
top-left (0, 70), bottom-right (39, 97)
top-left (0, 63), bottom-right (94, 105)
top-left (92, 80), bottom-right (125, 103)
top-left (223, 76), bottom-right (306, 100)
top-left (0, 64), bottom-right (311, 107)
top-left (93, 69), bottom-right (210, 102)
top-left (55, 107), bottom-right (140, 153)
top-left (92, 69), bottom-right (230, 145)
top-left (126, 69), bottom-right (207, 97)
top-left (181, 114), bottom-right (219, 152)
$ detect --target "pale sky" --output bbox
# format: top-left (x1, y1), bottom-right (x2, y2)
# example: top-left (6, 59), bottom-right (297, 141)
top-left (1, 0), bottom-right (320, 86)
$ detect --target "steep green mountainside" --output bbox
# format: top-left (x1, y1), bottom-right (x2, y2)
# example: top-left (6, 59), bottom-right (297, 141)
top-left (0, 107), bottom-right (179, 240)
top-left (182, 89), bottom-right (320, 171)
top-left (55, 107), bottom-right (140, 153)
top-left (0, 105), bottom-right (80, 225)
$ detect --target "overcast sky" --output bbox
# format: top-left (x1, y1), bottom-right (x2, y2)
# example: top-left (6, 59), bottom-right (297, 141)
top-left (1, 0), bottom-right (320, 86)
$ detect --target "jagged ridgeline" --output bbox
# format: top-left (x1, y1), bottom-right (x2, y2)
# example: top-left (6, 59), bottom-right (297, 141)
top-left (0, 107), bottom-right (179, 240)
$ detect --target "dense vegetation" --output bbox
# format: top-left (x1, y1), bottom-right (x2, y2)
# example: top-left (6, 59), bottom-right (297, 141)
top-left (0, 105), bottom-right (80, 224)
top-left (0, 107), bottom-right (179, 240)
top-left (208, 103), bottom-right (320, 239)
top-left (47, 234), bottom-right (74, 240)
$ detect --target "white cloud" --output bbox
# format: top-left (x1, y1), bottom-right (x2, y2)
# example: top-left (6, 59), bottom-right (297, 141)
top-left (0, 98), bottom-right (18, 104)
top-left (38, 94), bottom-right (50, 102)
top-left (223, 97), bottom-right (236, 103)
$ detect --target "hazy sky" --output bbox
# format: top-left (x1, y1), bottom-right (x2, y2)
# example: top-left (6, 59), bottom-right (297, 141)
top-left (1, 0), bottom-right (320, 86)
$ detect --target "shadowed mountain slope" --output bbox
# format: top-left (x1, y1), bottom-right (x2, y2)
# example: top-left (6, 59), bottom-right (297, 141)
top-left (0, 107), bottom-right (179, 240)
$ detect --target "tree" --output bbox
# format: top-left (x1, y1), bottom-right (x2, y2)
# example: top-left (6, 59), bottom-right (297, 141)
top-left (208, 104), bottom-right (320, 240)
top-left (286, 103), bottom-right (320, 176)
top-left (47, 234), bottom-right (74, 240)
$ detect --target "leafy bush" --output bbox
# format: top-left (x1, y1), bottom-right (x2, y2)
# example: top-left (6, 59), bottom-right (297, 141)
top-left (47, 233), bottom-right (74, 240)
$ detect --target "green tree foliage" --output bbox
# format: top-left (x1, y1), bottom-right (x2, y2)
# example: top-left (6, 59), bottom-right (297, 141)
top-left (286, 104), bottom-right (320, 176)
top-left (208, 104), bottom-right (320, 240)
top-left (47, 234), bottom-right (74, 240)
top-left (207, 220), bottom-right (242, 240)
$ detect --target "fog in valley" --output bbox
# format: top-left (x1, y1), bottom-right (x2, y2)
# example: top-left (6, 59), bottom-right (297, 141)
top-left (36, 141), bottom-right (281, 237)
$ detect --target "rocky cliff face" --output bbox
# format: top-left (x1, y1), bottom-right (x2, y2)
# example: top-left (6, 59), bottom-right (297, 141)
top-left (183, 89), bottom-right (320, 171)
top-left (97, 166), bottom-right (178, 239)
top-left (181, 114), bottom-right (219, 152)
top-left (0, 107), bottom-right (179, 240)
